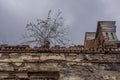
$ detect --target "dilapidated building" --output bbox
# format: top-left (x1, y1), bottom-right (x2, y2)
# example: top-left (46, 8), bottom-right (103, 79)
top-left (84, 21), bottom-right (120, 49)
top-left (0, 21), bottom-right (120, 80)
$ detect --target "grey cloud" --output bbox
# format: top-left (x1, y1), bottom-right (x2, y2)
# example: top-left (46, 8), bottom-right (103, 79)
top-left (0, 0), bottom-right (120, 45)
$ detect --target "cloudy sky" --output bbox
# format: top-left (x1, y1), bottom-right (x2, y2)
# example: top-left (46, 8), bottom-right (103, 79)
top-left (0, 0), bottom-right (120, 46)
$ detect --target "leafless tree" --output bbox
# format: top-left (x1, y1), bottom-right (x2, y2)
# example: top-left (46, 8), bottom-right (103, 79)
top-left (23, 10), bottom-right (69, 47)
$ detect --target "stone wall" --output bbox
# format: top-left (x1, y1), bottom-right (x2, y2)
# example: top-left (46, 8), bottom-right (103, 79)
top-left (0, 47), bottom-right (120, 80)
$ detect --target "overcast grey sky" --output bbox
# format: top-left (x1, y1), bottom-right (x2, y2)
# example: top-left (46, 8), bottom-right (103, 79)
top-left (0, 0), bottom-right (120, 45)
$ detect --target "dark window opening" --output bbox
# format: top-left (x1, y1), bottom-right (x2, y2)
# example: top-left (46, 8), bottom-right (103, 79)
top-left (106, 32), bottom-right (109, 40)
top-left (111, 32), bottom-right (115, 40)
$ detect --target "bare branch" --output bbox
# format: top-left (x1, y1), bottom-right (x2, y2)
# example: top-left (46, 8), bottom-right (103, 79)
top-left (23, 10), bottom-right (69, 47)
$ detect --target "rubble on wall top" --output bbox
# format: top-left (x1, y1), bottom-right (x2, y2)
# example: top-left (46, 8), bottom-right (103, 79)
top-left (0, 44), bottom-right (120, 54)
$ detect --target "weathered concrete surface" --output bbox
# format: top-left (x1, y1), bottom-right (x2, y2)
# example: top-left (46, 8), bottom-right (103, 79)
top-left (0, 51), bottom-right (120, 80)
